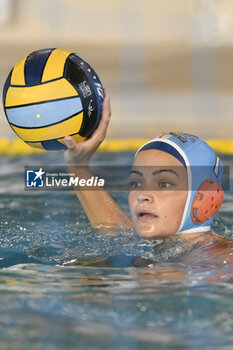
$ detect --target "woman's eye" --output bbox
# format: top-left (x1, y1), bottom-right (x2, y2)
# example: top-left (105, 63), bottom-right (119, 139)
top-left (159, 181), bottom-right (173, 188)
top-left (130, 181), bottom-right (142, 189)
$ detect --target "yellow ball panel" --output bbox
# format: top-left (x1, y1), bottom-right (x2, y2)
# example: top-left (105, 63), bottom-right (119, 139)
top-left (26, 141), bottom-right (45, 149)
top-left (70, 133), bottom-right (86, 143)
top-left (10, 55), bottom-right (27, 86)
top-left (58, 133), bottom-right (86, 146)
top-left (42, 49), bottom-right (73, 82)
top-left (10, 112), bottom-right (83, 142)
top-left (5, 78), bottom-right (78, 107)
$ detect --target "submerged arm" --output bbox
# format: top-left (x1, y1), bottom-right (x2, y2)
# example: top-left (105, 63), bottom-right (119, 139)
top-left (64, 89), bottom-right (133, 229)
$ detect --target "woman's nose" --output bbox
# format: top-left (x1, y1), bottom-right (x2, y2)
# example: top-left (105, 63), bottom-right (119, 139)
top-left (137, 192), bottom-right (154, 203)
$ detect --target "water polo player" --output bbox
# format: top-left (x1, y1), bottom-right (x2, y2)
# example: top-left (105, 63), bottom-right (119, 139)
top-left (64, 89), bottom-right (232, 252)
top-left (129, 131), bottom-right (224, 240)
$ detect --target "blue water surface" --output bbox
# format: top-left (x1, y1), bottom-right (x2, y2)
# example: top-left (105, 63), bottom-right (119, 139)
top-left (0, 151), bottom-right (233, 350)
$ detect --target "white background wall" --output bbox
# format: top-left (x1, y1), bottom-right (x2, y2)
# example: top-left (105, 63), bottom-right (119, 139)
top-left (0, 0), bottom-right (232, 139)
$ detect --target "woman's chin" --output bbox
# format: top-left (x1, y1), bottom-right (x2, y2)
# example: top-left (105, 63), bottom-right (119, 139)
top-left (135, 224), bottom-right (175, 239)
top-left (135, 223), bottom-right (161, 238)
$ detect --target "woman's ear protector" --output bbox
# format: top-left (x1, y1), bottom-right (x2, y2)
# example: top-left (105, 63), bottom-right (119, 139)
top-left (191, 179), bottom-right (224, 225)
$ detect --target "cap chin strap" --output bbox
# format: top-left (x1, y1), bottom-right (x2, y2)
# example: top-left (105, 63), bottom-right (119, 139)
top-left (176, 226), bottom-right (211, 235)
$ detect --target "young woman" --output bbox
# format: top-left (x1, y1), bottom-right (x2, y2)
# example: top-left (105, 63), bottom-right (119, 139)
top-left (64, 89), bottom-right (233, 266)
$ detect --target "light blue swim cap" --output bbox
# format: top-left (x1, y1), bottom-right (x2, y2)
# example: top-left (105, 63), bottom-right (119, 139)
top-left (136, 132), bottom-right (224, 234)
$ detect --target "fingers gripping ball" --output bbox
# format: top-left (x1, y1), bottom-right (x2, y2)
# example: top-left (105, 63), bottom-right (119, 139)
top-left (191, 179), bottom-right (224, 224)
top-left (2, 48), bottom-right (104, 150)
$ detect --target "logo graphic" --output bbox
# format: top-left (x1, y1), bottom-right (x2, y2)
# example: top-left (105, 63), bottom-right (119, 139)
top-left (79, 80), bottom-right (92, 98)
top-left (94, 82), bottom-right (104, 98)
top-left (88, 99), bottom-right (95, 117)
top-left (26, 168), bottom-right (45, 188)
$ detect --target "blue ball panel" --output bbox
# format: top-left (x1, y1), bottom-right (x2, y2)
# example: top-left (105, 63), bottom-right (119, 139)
top-left (69, 54), bottom-right (104, 129)
top-left (41, 139), bottom-right (66, 150)
top-left (6, 96), bottom-right (83, 128)
top-left (25, 49), bottom-right (55, 86)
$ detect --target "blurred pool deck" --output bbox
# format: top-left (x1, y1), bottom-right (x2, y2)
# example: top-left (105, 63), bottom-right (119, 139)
top-left (0, 0), bottom-right (232, 144)
top-left (1, 42), bottom-right (232, 142)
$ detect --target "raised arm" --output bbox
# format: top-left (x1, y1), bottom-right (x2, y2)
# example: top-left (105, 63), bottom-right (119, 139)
top-left (64, 88), bottom-right (133, 229)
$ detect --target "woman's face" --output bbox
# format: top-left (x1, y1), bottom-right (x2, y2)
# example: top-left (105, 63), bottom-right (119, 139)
top-left (128, 149), bottom-right (188, 239)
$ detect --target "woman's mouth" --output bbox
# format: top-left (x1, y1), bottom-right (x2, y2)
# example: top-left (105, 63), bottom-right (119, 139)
top-left (136, 210), bottom-right (157, 221)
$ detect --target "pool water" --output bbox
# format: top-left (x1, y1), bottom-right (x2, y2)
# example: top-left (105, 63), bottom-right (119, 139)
top-left (0, 151), bottom-right (232, 350)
